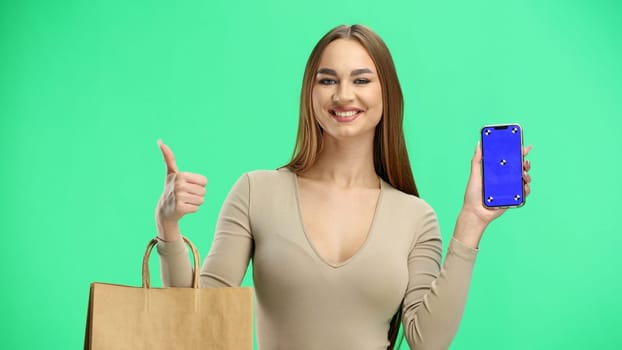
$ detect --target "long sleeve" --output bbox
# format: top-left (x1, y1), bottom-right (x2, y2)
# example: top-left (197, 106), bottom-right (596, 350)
top-left (156, 173), bottom-right (254, 288)
top-left (402, 205), bottom-right (479, 349)
top-left (156, 236), bottom-right (194, 287)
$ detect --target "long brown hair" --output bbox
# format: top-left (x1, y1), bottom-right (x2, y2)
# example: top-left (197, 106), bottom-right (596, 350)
top-left (284, 24), bottom-right (418, 349)
top-left (284, 24), bottom-right (418, 197)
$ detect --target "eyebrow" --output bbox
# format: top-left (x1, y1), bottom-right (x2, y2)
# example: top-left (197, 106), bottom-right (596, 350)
top-left (317, 68), bottom-right (374, 76)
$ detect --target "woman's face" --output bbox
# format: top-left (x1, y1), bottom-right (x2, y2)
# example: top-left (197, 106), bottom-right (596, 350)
top-left (312, 39), bottom-right (383, 141)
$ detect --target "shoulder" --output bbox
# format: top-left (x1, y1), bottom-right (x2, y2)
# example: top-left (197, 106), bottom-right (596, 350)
top-left (233, 169), bottom-right (296, 224)
top-left (380, 179), bottom-right (436, 216)
top-left (233, 168), bottom-right (295, 199)
top-left (380, 181), bottom-right (442, 249)
top-left (244, 168), bottom-right (293, 187)
top-left (224, 168), bottom-right (294, 205)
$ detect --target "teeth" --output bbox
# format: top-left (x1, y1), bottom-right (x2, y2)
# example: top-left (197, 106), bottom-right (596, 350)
top-left (334, 110), bottom-right (359, 117)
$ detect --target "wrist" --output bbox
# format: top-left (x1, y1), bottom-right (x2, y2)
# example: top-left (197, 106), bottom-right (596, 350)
top-left (156, 220), bottom-right (182, 242)
top-left (460, 207), bottom-right (490, 230)
top-left (453, 209), bottom-right (489, 249)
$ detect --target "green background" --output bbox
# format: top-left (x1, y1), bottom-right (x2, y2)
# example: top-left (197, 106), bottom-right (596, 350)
top-left (2, 0), bottom-right (621, 348)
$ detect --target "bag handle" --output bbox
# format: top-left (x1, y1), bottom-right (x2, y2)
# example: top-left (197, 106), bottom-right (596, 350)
top-left (141, 237), bottom-right (201, 289)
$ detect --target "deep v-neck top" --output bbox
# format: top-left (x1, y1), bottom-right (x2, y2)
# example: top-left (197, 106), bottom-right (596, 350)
top-left (292, 171), bottom-right (383, 268)
top-left (158, 169), bottom-right (479, 350)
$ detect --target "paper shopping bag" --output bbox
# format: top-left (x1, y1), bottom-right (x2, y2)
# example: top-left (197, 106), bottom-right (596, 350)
top-left (84, 237), bottom-right (253, 350)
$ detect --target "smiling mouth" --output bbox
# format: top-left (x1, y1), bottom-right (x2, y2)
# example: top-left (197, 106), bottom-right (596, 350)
top-left (330, 109), bottom-right (363, 122)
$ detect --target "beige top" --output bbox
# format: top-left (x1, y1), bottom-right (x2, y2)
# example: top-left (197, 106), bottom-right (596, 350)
top-left (157, 168), bottom-right (478, 350)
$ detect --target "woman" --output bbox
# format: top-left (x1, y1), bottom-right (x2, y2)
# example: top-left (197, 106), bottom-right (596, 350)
top-left (155, 24), bottom-right (532, 350)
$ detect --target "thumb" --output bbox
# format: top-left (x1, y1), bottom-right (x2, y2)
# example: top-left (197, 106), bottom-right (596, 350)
top-left (158, 139), bottom-right (178, 174)
top-left (469, 141), bottom-right (482, 182)
top-left (472, 141), bottom-right (482, 166)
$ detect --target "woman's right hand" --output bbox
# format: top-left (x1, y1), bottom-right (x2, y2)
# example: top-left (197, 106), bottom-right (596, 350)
top-left (155, 140), bottom-right (208, 241)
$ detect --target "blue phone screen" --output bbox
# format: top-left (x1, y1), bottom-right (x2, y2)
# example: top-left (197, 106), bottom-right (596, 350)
top-left (481, 124), bottom-right (524, 208)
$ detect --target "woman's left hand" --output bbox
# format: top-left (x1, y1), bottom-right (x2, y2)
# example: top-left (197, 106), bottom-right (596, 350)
top-left (461, 142), bottom-right (532, 225)
top-left (452, 143), bottom-right (532, 249)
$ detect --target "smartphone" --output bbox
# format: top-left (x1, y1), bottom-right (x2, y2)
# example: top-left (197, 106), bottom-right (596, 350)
top-left (480, 124), bottom-right (525, 208)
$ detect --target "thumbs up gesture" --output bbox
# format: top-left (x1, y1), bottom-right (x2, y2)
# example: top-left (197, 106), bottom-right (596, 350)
top-left (155, 140), bottom-right (208, 241)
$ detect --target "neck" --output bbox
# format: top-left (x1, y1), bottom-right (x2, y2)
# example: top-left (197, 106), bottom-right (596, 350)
top-left (302, 133), bottom-right (378, 189)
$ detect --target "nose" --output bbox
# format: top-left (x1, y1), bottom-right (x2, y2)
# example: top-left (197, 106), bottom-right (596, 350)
top-left (334, 82), bottom-right (354, 103)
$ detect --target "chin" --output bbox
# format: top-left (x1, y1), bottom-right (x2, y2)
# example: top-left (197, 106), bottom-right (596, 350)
top-left (323, 126), bottom-right (377, 141)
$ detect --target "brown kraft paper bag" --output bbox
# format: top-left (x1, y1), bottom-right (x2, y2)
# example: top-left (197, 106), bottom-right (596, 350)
top-left (84, 237), bottom-right (253, 349)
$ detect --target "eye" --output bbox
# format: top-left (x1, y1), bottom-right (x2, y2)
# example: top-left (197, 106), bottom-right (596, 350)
top-left (318, 78), bottom-right (337, 85)
top-left (354, 78), bottom-right (370, 85)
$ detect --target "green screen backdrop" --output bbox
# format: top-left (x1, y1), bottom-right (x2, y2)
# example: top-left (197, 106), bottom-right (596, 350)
top-left (2, 0), bottom-right (621, 348)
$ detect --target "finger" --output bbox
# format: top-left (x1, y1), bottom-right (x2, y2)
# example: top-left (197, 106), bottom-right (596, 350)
top-left (179, 172), bottom-right (208, 186)
top-left (469, 142), bottom-right (482, 179)
top-left (158, 139), bottom-right (178, 175)
top-left (472, 141), bottom-right (482, 164)
top-left (178, 183), bottom-right (206, 196)
top-left (523, 145), bottom-right (533, 157)
top-left (523, 171), bottom-right (531, 184)
top-left (523, 159), bottom-right (531, 172)
top-left (524, 183), bottom-right (531, 197)
top-left (179, 203), bottom-right (200, 214)
top-left (177, 193), bottom-right (205, 206)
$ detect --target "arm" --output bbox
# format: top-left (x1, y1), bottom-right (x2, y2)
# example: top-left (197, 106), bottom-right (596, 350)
top-left (157, 174), bottom-right (254, 288)
top-left (152, 140), bottom-right (253, 287)
top-left (401, 207), bottom-right (478, 350)
top-left (153, 140), bottom-right (206, 287)
top-left (402, 143), bottom-right (532, 348)
top-left (199, 173), bottom-right (253, 287)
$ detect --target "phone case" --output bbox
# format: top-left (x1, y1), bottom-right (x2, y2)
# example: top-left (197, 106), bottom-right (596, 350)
top-left (481, 124), bottom-right (525, 208)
